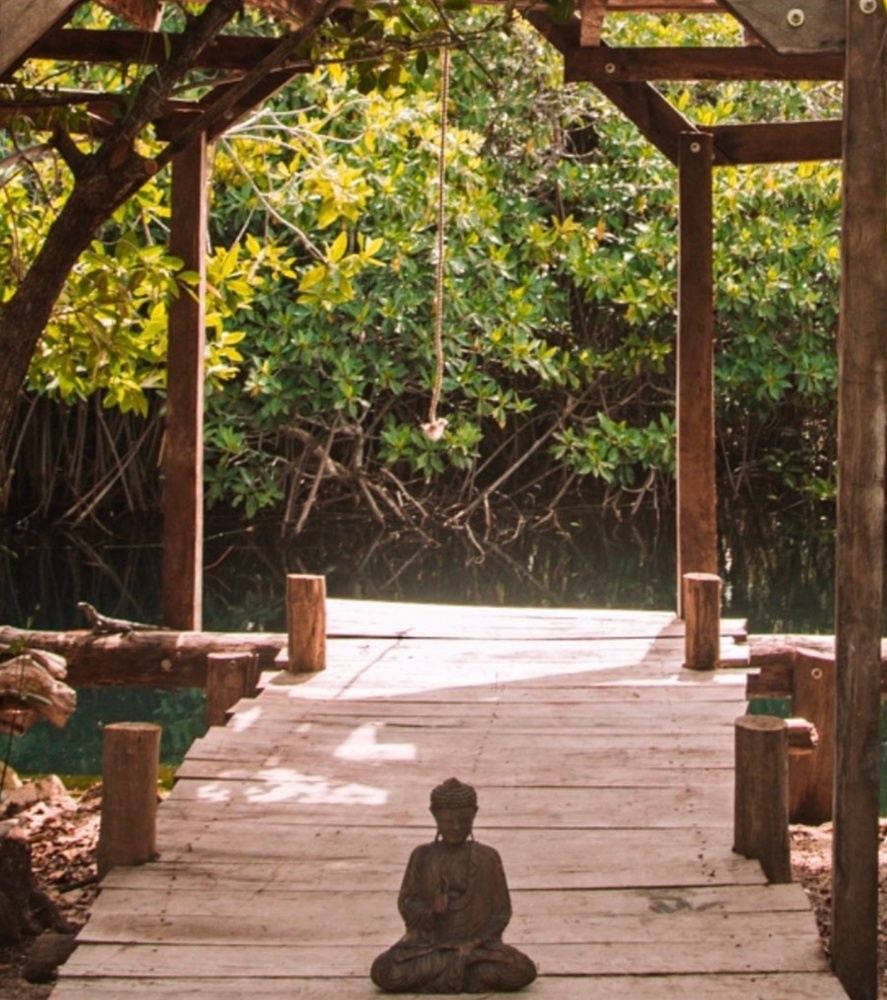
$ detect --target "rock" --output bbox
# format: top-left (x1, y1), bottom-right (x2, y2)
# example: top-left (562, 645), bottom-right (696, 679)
top-left (23, 930), bottom-right (77, 983)
top-left (3, 775), bottom-right (75, 815)
top-left (1, 764), bottom-right (22, 792)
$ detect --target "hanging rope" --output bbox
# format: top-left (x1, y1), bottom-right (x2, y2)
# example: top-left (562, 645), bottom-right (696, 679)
top-left (421, 43), bottom-right (451, 443)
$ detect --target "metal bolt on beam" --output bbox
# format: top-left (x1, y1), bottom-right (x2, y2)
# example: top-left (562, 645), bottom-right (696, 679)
top-left (690, 141), bottom-right (702, 153)
top-left (604, 62), bottom-right (616, 73)
top-left (859, 0), bottom-right (877, 13)
top-left (786, 8), bottom-right (806, 27)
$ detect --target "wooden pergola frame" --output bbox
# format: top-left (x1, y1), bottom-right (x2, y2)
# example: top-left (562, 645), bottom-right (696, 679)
top-left (1, 3), bottom-right (885, 997)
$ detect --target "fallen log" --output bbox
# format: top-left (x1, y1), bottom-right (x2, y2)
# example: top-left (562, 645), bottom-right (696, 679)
top-left (0, 627), bottom-right (287, 690)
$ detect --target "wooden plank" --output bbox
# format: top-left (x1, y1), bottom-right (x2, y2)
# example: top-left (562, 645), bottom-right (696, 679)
top-left (564, 45), bottom-right (843, 81)
top-left (86, 883), bottom-right (811, 917)
top-left (711, 120), bottom-right (842, 164)
top-left (0, 0), bottom-right (77, 78)
top-left (49, 972), bottom-right (853, 1000)
top-left (324, 597), bottom-right (747, 639)
top-left (58, 938), bottom-right (829, 978)
top-left (161, 134), bottom-right (207, 630)
top-left (676, 132), bottom-right (718, 613)
top-left (135, 827), bottom-right (766, 890)
top-left (831, 0), bottom-right (887, 996)
top-left (174, 758), bottom-right (734, 787)
top-left (719, 0), bottom-right (844, 54)
top-left (160, 781), bottom-right (735, 828)
top-left (79, 904), bottom-right (817, 947)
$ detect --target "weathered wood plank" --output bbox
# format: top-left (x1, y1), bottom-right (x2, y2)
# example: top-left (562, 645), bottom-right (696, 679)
top-left (59, 937), bottom-right (829, 978)
top-left (79, 905), bottom-right (817, 947)
top-left (160, 780), bottom-right (735, 828)
top-left (50, 972), bottom-right (853, 999)
top-left (85, 883), bottom-right (811, 918)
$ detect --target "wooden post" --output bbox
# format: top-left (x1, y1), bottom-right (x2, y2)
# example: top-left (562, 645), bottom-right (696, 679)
top-left (788, 651), bottom-right (834, 824)
top-left (162, 132), bottom-right (208, 630)
top-left (832, 1), bottom-right (887, 996)
top-left (96, 722), bottom-right (161, 880)
top-left (286, 574), bottom-right (326, 673)
top-left (683, 572), bottom-right (721, 670)
top-left (205, 651), bottom-right (258, 727)
top-left (733, 715), bottom-right (791, 884)
top-left (676, 132), bottom-right (718, 617)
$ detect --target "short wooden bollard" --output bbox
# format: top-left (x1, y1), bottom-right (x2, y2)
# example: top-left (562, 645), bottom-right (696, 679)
top-left (286, 573), bottom-right (326, 673)
top-left (205, 651), bottom-right (259, 727)
top-left (733, 715), bottom-right (791, 884)
top-left (97, 722), bottom-right (161, 880)
top-left (683, 572), bottom-right (721, 670)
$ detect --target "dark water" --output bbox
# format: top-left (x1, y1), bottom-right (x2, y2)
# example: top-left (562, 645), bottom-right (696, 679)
top-left (0, 506), bottom-right (847, 776)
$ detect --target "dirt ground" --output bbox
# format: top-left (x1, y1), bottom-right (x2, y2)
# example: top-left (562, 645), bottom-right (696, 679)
top-left (0, 785), bottom-right (100, 1000)
top-left (0, 789), bottom-right (885, 997)
top-left (791, 820), bottom-right (887, 998)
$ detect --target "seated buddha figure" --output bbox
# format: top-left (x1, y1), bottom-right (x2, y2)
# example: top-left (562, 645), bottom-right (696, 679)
top-left (370, 778), bottom-right (537, 994)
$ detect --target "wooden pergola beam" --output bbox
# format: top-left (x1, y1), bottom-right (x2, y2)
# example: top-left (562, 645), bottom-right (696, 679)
top-left (162, 133), bottom-right (208, 631)
top-left (676, 131), bottom-right (718, 614)
top-left (710, 120), bottom-right (842, 164)
top-left (564, 45), bottom-right (843, 82)
top-left (831, 0), bottom-right (887, 995)
top-left (28, 27), bottom-right (314, 73)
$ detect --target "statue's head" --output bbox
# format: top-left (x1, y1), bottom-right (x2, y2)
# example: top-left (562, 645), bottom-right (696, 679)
top-left (430, 778), bottom-right (478, 845)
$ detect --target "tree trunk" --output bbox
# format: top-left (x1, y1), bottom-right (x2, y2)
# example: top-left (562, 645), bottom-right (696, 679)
top-left (0, 829), bottom-right (69, 945)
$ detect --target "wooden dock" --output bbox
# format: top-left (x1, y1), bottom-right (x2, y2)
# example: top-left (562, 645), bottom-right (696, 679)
top-left (53, 600), bottom-right (848, 998)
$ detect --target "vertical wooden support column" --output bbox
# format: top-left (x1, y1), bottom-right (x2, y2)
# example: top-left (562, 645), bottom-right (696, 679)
top-left (286, 574), bottom-right (326, 673)
top-left (676, 131), bottom-right (718, 616)
top-left (205, 651), bottom-right (259, 727)
top-left (832, 2), bottom-right (887, 997)
top-left (683, 572), bottom-right (721, 670)
top-left (733, 715), bottom-right (791, 884)
top-left (97, 722), bottom-right (161, 880)
top-left (162, 132), bottom-right (208, 630)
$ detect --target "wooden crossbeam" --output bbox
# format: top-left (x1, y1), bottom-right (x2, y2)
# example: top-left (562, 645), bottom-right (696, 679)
top-left (29, 27), bottom-right (313, 73)
top-left (564, 45), bottom-right (843, 82)
top-left (710, 120), bottom-right (842, 163)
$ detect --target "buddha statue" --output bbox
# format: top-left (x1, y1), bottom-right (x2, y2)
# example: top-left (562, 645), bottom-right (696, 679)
top-left (370, 778), bottom-right (537, 994)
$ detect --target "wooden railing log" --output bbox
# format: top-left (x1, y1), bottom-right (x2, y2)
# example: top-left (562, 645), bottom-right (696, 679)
top-left (205, 651), bottom-right (259, 727)
top-left (97, 722), bottom-right (161, 880)
top-left (0, 626), bottom-right (285, 689)
top-left (286, 574), bottom-right (326, 673)
top-left (733, 714), bottom-right (791, 884)
top-left (683, 572), bottom-right (721, 670)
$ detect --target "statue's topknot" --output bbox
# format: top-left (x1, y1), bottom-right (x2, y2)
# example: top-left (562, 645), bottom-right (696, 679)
top-left (430, 777), bottom-right (477, 812)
